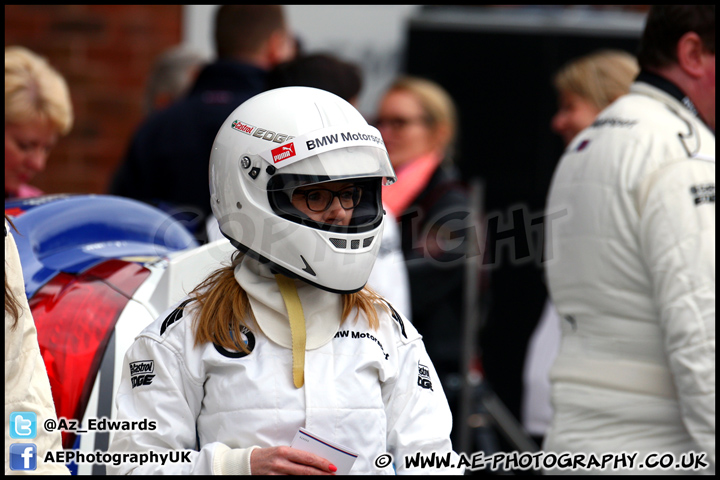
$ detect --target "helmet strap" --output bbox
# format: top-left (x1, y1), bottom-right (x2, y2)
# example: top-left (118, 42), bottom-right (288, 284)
top-left (275, 274), bottom-right (306, 388)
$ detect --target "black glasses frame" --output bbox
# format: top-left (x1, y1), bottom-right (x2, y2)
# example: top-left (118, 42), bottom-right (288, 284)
top-left (293, 186), bottom-right (363, 212)
top-left (373, 115), bottom-right (430, 130)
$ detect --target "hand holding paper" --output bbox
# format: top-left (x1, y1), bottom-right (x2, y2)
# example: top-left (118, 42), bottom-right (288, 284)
top-left (291, 428), bottom-right (359, 475)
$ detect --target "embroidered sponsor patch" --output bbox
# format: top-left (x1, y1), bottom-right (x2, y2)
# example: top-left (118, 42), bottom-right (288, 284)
top-left (129, 360), bottom-right (155, 388)
top-left (690, 184), bottom-right (715, 205)
top-left (334, 330), bottom-right (389, 360)
top-left (591, 117), bottom-right (637, 128)
top-left (417, 363), bottom-right (433, 391)
top-left (213, 326), bottom-right (256, 359)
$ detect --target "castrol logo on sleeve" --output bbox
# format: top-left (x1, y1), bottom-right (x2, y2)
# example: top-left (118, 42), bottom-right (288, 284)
top-left (271, 143), bottom-right (296, 164)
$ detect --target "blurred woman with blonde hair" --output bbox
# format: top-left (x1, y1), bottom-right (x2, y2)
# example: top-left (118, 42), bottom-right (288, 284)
top-left (523, 48), bottom-right (639, 449)
top-left (374, 75), bottom-right (470, 445)
top-left (550, 49), bottom-right (639, 146)
top-left (5, 46), bottom-right (73, 199)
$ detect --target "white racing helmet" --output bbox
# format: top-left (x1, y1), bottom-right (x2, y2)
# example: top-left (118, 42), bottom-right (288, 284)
top-left (209, 86), bottom-right (396, 293)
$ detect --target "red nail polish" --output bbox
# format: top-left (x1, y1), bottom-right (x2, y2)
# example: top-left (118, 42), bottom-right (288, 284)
top-left (329, 464), bottom-right (338, 472)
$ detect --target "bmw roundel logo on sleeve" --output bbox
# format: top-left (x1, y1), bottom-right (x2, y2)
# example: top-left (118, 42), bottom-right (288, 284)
top-left (213, 326), bottom-right (256, 359)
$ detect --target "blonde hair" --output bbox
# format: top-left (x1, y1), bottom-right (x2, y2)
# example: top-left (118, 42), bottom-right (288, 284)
top-left (553, 50), bottom-right (639, 111)
top-left (5, 215), bottom-right (22, 330)
top-left (5, 46), bottom-right (74, 134)
top-left (387, 75), bottom-right (458, 162)
top-left (189, 251), bottom-right (388, 353)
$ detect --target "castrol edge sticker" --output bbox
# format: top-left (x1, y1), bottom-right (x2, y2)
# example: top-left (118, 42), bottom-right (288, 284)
top-left (231, 119), bottom-right (255, 134)
top-left (231, 119), bottom-right (294, 144)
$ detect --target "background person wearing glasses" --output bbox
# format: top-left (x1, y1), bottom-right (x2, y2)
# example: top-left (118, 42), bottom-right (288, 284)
top-left (374, 75), bottom-right (471, 447)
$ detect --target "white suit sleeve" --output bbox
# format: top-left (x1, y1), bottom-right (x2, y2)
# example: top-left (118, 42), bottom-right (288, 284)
top-left (638, 157), bottom-right (715, 467)
top-left (381, 314), bottom-right (463, 475)
top-left (5, 224), bottom-right (70, 475)
top-left (107, 334), bottom-right (255, 474)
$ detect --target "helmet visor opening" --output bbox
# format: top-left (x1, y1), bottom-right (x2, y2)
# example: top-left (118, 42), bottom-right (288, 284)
top-left (264, 145), bottom-right (393, 233)
top-left (268, 176), bottom-right (383, 233)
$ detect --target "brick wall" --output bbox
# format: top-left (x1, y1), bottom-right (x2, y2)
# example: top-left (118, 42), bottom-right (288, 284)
top-left (5, 5), bottom-right (183, 195)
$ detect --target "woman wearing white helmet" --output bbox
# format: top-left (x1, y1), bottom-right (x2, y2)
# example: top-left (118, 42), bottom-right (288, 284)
top-left (108, 87), bottom-right (461, 475)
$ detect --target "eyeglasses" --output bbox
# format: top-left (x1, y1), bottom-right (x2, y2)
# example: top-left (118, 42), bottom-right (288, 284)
top-left (373, 116), bottom-right (429, 130)
top-left (293, 186), bottom-right (363, 212)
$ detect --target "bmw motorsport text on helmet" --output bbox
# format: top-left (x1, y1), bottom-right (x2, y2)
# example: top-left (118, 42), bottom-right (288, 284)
top-left (209, 86), bottom-right (396, 293)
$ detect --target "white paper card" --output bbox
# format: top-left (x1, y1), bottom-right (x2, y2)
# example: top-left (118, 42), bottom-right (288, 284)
top-left (290, 427), bottom-right (359, 475)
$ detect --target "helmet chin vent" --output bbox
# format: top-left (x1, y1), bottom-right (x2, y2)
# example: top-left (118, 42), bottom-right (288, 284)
top-left (329, 236), bottom-right (375, 250)
top-left (330, 238), bottom-right (347, 249)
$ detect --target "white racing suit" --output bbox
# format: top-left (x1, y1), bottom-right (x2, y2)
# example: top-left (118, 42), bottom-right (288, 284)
top-left (543, 75), bottom-right (715, 474)
top-left (107, 257), bottom-right (462, 475)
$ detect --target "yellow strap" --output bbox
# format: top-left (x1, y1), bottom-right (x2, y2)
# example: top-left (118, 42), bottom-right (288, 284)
top-left (275, 275), bottom-right (306, 388)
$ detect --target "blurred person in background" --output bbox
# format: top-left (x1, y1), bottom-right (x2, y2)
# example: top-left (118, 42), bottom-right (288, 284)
top-left (543, 5), bottom-right (715, 473)
top-left (374, 76), bottom-right (471, 446)
top-left (5, 215), bottom-right (69, 474)
top-left (5, 46), bottom-right (73, 200)
top-left (109, 5), bottom-right (296, 242)
top-left (206, 52), bottom-right (412, 319)
top-left (143, 45), bottom-right (208, 114)
top-left (550, 49), bottom-right (640, 146)
top-left (522, 49), bottom-right (639, 449)
top-left (266, 52), bottom-right (363, 107)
